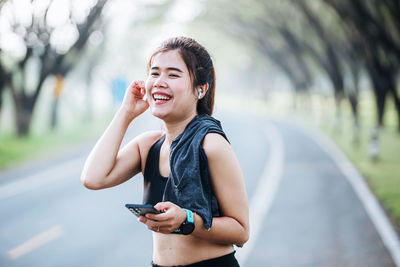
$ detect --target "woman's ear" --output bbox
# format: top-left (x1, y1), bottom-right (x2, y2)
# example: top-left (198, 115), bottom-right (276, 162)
top-left (197, 83), bottom-right (209, 99)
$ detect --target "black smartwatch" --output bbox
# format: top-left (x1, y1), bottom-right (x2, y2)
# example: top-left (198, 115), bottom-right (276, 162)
top-left (174, 209), bottom-right (195, 235)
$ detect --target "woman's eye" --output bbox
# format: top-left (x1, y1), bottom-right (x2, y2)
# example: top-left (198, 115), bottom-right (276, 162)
top-left (151, 72), bottom-right (159, 76)
top-left (169, 74), bottom-right (179, 78)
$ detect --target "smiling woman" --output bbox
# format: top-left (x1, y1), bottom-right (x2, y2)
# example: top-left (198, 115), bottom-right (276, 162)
top-left (146, 37), bottom-right (216, 117)
top-left (146, 50), bottom-right (198, 122)
top-left (80, 36), bottom-right (249, 267)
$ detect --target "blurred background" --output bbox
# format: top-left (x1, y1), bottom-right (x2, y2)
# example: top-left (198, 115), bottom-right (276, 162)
top-left (0, 0), bottom-right (399, 266)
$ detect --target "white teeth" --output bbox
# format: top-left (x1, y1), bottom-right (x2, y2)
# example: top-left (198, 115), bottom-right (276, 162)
top-left (153, 94), bottom-right (171, 101)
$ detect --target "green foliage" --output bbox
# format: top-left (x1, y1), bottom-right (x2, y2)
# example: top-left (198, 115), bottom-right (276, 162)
top-left (0, 133), bottom-right (60, 170)
top-left (0, 116), bottom-right (110, 170)
top-left (328, 127), bottom-right (400, 228)
top-left (317, 93), bottom-right (400, 229)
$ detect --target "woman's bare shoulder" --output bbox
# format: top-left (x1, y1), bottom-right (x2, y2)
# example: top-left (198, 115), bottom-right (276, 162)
top-left (202, 133), bottom-right (231, 158)
top-left (202, 132), bottom-right (229, 148)
top-left (136, 130), bottom-right (164, 149)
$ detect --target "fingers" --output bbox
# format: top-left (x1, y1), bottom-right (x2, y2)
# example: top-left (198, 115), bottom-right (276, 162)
top-left (137, 202), bottom-right (186, 233)
top-left (154, 201), bottom-right (174, 211)
top-left (138, 81), bottom-right (145, 95)
top-left (145, 212), bottom-right (167, 221)
top-left (138, 216), bottom-right (160, 232)
top-left (138, 215), bottom-right (176, 233)
top-left (129, 80), bottom-right (146, 98)
top-left (129, 80), bottom-right (145, 89)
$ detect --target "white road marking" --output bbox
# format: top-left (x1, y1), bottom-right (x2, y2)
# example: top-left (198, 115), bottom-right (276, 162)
top-left (294, 120), bottom-right (400, 267)
top-left (236, 122), bottom-right (285, 266)
top-left (7, 225), bottom-right (64, 259)
top-left (0, 157), bottom-right (84, 200)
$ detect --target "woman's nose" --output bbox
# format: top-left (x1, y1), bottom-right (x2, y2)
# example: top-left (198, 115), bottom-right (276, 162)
top-left (153, 74), bottom-right (167, 88)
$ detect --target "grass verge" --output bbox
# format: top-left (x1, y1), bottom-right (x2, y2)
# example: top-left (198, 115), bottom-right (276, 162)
top-left (0, 115), bottom-right (112, 171)
top-left (316, 93), bottom-right (400, 232)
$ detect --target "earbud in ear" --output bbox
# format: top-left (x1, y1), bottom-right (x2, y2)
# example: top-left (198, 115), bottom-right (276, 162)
top-left (198, 88), bottom-right (203, 99)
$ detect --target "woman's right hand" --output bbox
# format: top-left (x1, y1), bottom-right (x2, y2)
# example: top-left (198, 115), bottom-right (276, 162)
top-left (120, 80), bottom-right (149, 120)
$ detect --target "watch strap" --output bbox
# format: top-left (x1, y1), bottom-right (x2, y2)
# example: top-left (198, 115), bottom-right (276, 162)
top-left (172, 209), bottom-right (195, 234)
top-left (184, 209), bottom-right (194, 224)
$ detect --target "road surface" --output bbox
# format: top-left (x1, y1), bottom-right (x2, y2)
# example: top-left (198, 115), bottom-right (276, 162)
top-left (0, 109), bottom-right (398, 267)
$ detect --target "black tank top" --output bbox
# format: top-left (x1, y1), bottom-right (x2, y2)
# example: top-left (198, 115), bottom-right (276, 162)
top-left (143, 135), bottom-right (167, 205)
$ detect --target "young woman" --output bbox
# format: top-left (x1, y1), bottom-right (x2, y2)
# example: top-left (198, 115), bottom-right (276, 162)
top-left (80, 37), bottom-right (249, 267)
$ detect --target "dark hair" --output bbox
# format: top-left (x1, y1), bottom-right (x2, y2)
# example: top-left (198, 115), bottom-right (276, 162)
top-left (147, 36), bottom-right (216, 115)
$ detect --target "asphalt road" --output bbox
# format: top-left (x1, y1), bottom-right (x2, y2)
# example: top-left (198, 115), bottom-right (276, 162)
top-left (0, 110), bottom-right (398, 267)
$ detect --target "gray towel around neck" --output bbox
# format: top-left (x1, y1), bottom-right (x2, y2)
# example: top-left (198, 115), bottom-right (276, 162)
top-left (162, 114), bottom-right (229, 230)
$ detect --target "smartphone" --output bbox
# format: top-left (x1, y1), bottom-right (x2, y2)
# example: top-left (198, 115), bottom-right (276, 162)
top-left (125, 204), bottom-right (161, 217)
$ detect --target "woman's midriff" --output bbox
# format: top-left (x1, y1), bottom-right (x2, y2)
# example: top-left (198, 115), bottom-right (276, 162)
top-left (152, 232), bottom-right (234, 266)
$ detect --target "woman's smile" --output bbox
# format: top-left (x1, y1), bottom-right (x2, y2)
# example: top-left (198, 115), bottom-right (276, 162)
top-left (152, 91), bottom-right (173, 105)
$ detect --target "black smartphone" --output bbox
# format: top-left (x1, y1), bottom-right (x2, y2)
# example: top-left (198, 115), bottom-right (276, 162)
top-left (125, 204), bottom-right (161, 217)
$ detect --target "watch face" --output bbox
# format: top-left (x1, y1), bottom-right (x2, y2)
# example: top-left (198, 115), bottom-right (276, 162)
top-left (181, 222), bottom-right (195, 235)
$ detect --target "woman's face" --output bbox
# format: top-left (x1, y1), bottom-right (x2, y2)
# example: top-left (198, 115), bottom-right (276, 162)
top-left (145, 50), bottom-right (197, 122)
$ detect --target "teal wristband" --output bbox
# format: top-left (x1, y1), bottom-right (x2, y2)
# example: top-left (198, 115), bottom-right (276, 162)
top-left (173, 209), bottom-right (195, 235)
top-left (184, 209), bottom-right (194, 224)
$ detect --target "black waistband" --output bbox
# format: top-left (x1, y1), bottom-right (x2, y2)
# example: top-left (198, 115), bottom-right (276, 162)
top-left (151, 251), bottom-right (239, 267)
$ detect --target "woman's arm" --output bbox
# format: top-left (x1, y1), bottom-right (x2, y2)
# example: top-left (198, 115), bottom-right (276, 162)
top-left (193, 132), bottom-right (249, 245)
top-left (80, 80), bottom-right (151, 190)
top-left (141, 133), bottom-right (249, 246)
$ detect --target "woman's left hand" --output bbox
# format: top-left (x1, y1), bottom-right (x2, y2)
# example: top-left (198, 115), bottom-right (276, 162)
top-left (137, 202), bottom-right (187, 234)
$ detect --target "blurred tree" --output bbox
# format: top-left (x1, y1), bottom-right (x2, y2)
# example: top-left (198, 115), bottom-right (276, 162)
top-left (0, 51), bottom-right (11, 113)
top-left (0, 0), bottom-right (9, 113)
top-left (203, 1), bottom-right (314, 95)
top-left (0, 0), bottom-right (107, 137)
top-left (200, 0), bottom-right (400, 138)
top-left (201, 1), bottom-right (354, 121)
top-left (323, 0), bottom-right (400, 131)
top-left (291, 1), bottom-right (345, 110)
top-left (290, 0), bottom-right (363, 144)
top-left (49, 2), bottom-right (107, 130)
top-left (81, 32), bottom-right (105, 124)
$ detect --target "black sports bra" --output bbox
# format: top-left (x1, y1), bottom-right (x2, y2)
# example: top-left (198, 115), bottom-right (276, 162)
top-left (142, 135), bottom-right (167, 205)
